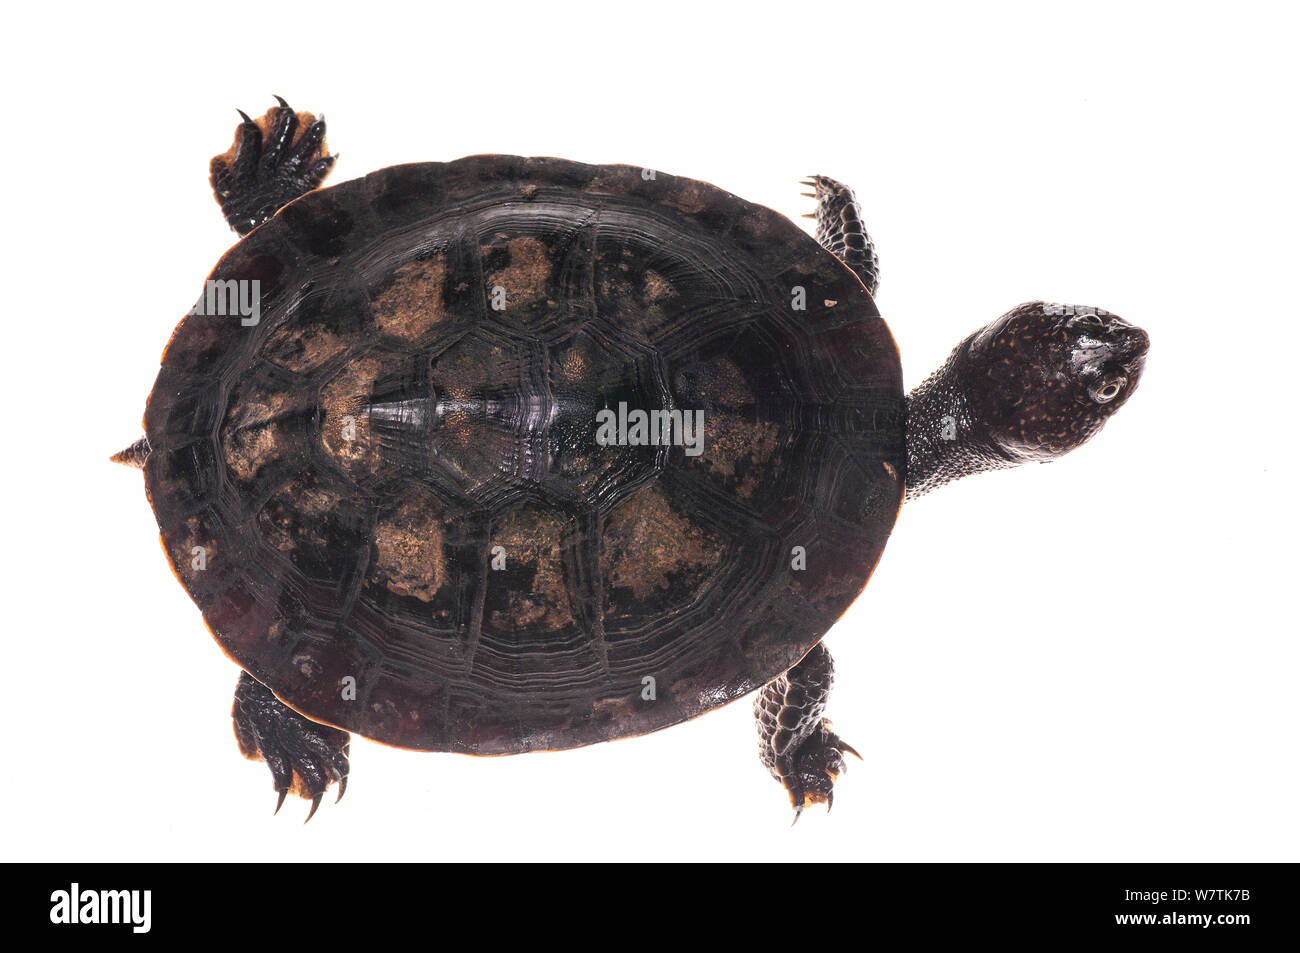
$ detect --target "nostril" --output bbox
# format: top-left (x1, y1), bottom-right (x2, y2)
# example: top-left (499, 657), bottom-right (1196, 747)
top-left (1105, 323), bottom-right (1149, 358)
top-left (1124, 327), bottom-right (1150, 357)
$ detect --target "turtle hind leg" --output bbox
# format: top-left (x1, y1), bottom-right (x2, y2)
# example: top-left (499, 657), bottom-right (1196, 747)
top-left (801, 175), bottom-right (880, 297)
top-left (753, 642), bottom-right (860, 821)
top-left (232, 671), bottom-right (350, 822)
top-left (209, 96), bottom-right (336, 236)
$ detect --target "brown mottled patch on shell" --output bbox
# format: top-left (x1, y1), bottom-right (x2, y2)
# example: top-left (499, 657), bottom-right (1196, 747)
top-left (490, 508), bottom-right (573, 630)
top-left (221, 387), bottom-right (295, 480)
top-left (225, 388), bottom-right (294, 431)
top-left (700, 357), bottom-right (754, 410)
top-left (595, 248), bottom-right (660, 341)
top-left (642, 269), bottom-right (675, 304)
top-left (435, 345), bottom-right (497, 401)
top-left (699, 415), bottom-right (781, 492)
top-left (373, 492), bottom-right (447, 602)
top-left (371, 256), bottom-right (448, 341)
top-left (601, 485), bottom-right (723, 600)
top-left (264, 322), bottom-right (350, 373)
top-left (597, 261), bottom-right (637, 301)
top-left (298, 482), bottom-right (340, 516)
top-left (482, 236), bottom-right (551, 309)
top-left (257, 474), bottom-right (339, 553)
top-left (223, 426), bottom-right (279, 480)
top-left (320, 357), bottom-right (381, 472)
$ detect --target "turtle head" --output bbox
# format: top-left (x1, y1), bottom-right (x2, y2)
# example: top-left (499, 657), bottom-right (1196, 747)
top-left (962, 301), bottom-right (1149, 463)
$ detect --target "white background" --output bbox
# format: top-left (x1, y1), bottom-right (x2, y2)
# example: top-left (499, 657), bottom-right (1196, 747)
top-left (2, 0), bottom-right (1296, 862)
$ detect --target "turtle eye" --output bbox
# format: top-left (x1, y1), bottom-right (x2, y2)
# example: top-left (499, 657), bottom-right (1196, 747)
top-left (1092, 376), bottom-right (1126, 403)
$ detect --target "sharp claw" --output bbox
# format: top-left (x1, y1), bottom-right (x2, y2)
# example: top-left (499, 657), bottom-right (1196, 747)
top-left (800, 213), bottom-right (817, 219)
top-left (842, 741), bottom-right (862, 760)
top-left (273, 789), bottom-right (288, 815)
top-left (273, 94), bottom-right (289, 109)
top-left (826, 789), bottom-right (834, 813)
top-left (237, 109), bottom-right (253, 124)
top-left (800, 179), bottom-right (817, 187)
top-left (801, 192), bottom-right (817, 198)
top-left (336, 776), bottom-right (348, 804)
top-left (305, 793), bottom-right (323, 823)
top-left (791, 803), bottom-right (804, 827)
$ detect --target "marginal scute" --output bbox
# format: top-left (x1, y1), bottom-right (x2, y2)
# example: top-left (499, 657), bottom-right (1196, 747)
top-left (658, 178), bottom-right (711, 215)
top-left (175, 515), bottom-right (216, 579)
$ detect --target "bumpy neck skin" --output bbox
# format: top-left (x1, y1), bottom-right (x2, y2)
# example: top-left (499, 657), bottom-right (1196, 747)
top-left (901, 302), bottom-right (1150, 502)
top-left (903, 349), bottom-right (1018, 501)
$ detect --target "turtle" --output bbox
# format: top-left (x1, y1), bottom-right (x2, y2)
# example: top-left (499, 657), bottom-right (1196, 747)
top-left (114, 97), bottom-right (1149, 822)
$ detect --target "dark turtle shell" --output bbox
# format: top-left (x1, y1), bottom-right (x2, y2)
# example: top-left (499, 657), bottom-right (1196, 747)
top-left (143, 156), bottom-right (904, 754)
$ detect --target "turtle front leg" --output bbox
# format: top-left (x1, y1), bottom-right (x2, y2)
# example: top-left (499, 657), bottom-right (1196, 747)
top-left (801, 174), bottom-right (880, 296)
top-left (232, 671), bottom-right (350, 822)
top-left (209, 96), bottom-right (336, 235)
top-left (753, 642), bottom-right (860, 820)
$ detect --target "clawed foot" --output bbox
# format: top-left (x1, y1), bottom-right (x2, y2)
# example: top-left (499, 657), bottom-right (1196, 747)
top-left (232, 672), bottom-right (350, 822)
top-left (753, 642), bottom-right (862, 822)
top-left (210, 95), bottom-right (336, 235)
top-left (800, 174), bottom-right (855, 224)
top-left (783, 722), bottom-right (861, 823)
top-left (798, 174), bottom-right (879, 296)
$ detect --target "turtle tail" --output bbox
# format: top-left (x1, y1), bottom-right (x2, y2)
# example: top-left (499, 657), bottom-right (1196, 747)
top-left (111, 436), bottom-right (150, 469)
